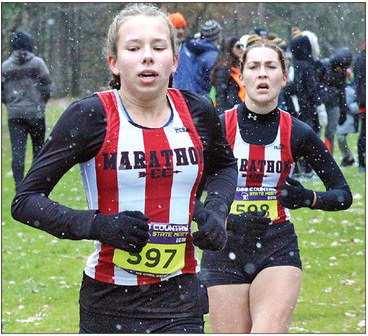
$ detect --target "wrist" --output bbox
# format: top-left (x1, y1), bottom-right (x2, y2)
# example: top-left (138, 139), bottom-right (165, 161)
top-left (310, 191), bottom-right (317, 208)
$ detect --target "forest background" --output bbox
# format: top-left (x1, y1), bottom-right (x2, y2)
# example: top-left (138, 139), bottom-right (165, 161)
top-left (1, 2), bottom-right (366, 98)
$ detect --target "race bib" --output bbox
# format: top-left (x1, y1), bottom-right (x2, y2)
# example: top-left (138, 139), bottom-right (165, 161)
top-left (230, 187), bottom-right (279, 220)
top-left (113, 222), bottom-right (188, 278)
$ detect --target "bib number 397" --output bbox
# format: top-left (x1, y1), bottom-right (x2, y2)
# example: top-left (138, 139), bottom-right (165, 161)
top-left (113, 223), bottom-right (188, 278)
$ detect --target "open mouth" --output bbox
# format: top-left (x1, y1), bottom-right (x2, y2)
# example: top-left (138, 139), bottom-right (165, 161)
top-left (257, 83), bottom-right (269, 90)
top-left (139, 71), bottom-right (158, 78)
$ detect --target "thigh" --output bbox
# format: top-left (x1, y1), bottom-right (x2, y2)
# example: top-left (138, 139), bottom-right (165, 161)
top-left (249, 266), bottom-right (302, 333)
top-left (207, 284), bottom-right (252, 333)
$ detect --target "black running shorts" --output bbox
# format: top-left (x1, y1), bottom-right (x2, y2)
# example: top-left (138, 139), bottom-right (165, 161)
top-left (200, 221), bottom-right (302, 287)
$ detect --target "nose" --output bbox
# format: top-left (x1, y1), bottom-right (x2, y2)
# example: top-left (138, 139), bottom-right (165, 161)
top-left (258, 64), bottom-right (267, 77)
top-left (142, 46), bottom-right (154, 65)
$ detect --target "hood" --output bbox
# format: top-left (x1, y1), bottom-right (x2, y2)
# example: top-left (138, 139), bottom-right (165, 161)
top-left (10, 50), bottom-right (34, 65)
top-left (330, 47), bottom-right (353, 70)
top-left (186, 38), bottom-right (218, 55)
top-left (290, 30), bottom-right (320, 62)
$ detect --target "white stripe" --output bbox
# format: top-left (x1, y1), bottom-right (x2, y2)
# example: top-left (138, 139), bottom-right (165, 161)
top-left (80, 159), bottom-right (99, 210)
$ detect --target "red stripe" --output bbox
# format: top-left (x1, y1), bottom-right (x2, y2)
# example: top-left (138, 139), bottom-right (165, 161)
top-left (275, 110), bottom-right (293, 224)
top-left (224, 108), bottom-right (238, 151)
top-left (94, 91), bottom-right (120, 283)
top-left (168, 89), bottom-right (204, 274)
top-left (246, 144), bottom-right (265, 187)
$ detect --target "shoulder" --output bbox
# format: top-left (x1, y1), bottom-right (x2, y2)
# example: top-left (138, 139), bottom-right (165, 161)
top-left (180, 90), bottom-right (214, 110)
top-left (63, 94), bottom-right (105, 119)
top-left (290, 115), bottom-right (318, 139)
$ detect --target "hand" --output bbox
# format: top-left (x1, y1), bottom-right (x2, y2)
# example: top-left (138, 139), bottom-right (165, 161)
top-left (278, 176), bottom-right (315, 209)
top-left (90, 211), bottom-right (150, 253)
top-left (316, 104), bottom-right (328, 128)
top-left (192, 208), bottom-right (228, 251)
top-left (226, 210), bottom-right (271, 238)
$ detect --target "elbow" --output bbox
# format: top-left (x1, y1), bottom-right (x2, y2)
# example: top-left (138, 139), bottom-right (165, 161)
top-left (339, 191), bottom-right (353, 210)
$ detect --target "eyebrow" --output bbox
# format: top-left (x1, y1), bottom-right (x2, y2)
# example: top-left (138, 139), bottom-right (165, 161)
top-left (124, 38), bottom-right (168, 44)
top-left (246, 60), bottom-right (279, 64)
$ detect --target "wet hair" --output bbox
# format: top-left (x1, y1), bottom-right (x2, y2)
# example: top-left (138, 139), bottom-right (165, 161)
top-left (240, 42), bottom-right (287, 74)
top-left (104, 3), bottom-right (179, 89)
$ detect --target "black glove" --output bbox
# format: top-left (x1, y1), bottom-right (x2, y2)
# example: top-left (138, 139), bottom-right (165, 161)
top-left (90, 211), bottom-right (150, 253)
top-left (227, 210), bottom-right (271, 238)
top-left (278, 176), bottom-right (315, 209)
top-left (192, 208), bottom-right (228, 251)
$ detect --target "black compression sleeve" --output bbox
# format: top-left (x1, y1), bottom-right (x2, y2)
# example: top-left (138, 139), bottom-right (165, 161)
top-left (11, 95), bottom-right (106, 240)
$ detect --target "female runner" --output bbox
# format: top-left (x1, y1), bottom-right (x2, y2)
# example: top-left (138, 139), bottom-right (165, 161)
top-left (11, 4), bottom-right (237, 333)
top-left (199, 42), bottom-right (352, 333)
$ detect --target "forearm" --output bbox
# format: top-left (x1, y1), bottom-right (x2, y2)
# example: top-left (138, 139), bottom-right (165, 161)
top-left (203, 165), bottom-right (238, 220)
top-left (314, 185), bottom-right (352, 211)
top-left (11, 192), bottom-right (97, 240)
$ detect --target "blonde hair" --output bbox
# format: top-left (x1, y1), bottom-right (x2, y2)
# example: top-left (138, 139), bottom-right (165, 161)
top-left (105, 3), bottom-right (179, 89)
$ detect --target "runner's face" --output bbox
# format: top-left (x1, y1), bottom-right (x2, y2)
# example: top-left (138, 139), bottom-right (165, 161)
top-left (108, 15), bottom-right (177, 99)
top-left (241, 47), bottom-right (287, 110)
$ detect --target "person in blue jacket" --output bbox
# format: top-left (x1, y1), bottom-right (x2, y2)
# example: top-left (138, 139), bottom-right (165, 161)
top-left (169, 12), bottom-right (196, 92)
top-left (187, 20), bottom-right (222, 95)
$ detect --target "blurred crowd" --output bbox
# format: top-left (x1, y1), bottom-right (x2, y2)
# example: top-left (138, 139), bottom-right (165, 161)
top-left (168, 12), bottom-right (366, 175)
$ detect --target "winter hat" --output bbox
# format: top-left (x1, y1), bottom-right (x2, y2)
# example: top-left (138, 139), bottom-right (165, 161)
top-left (245, 34), bottom-right (262, 47)
top-left (11, 31), bottom-right (34, 52)
top-left (169, 12), bottom-right (187, 28)
top-left (201, 20), bottom-right (222, 41)
top-left (331, 47), bottom-right (353, 70)
top-left (254, 27), bottom-right (268, 37)
top-left (268, 33), bottom-right (287, 50)
top-left (291, 27), bottom-right (302, 40)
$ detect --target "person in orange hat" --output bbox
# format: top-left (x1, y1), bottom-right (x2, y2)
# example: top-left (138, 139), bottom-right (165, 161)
top-left (169, 12), bottom-right (196, 91)
top-left (169, 12), bottom-right (187, 42)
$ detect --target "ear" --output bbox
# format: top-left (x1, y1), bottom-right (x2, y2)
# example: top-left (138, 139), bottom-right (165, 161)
top-left (108, 56), bottom-right (120, 76)
top-left (281, 73), bottom-right (288, 88)
top-left (171, 54), bottom-right (179, 75)
top-left (239, 73), bottom-right (245, 87)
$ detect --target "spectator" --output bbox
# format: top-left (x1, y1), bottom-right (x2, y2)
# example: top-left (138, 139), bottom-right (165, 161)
top-left (319, 47), bottom-right (353, 154)
top-left (290, 29), bottom-right (327, 177)
top-left (187, 20), bottom-right (222, 95)
top-left (2, 31), bottom-right (52, 191)
top-left (169, 12), bottom-right (196, 91)
top-left (210, 37), bottom-right (245, 114)
top-left (353, 40), bottom-right (366, 172)
top-left (336, 77), bottom-right (359, 167)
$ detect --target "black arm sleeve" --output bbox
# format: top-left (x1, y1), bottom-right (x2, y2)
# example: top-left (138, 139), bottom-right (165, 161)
top-left (183, 91), bottom-right (238, 220)
top-left (291, 118), bottom-right (352, 211)
top-left (11, 95), bottom-right (106, 239)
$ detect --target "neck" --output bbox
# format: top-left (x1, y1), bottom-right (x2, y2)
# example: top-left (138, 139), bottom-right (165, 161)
top-left (118, 89), bottom-right (171, 128)
top-left (244, 98), bottom-right (278, 115)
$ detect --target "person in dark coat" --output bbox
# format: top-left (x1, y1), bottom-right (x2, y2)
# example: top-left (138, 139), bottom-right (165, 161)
top-left (290, 30), bottom-right (327, 134)
top-left (353, 41), bottom-right (366, 172)
top-left (319, 47), bottom-right (353, 154)
top-left (290, 30), bottom-right (327, 177)
top-left (210, 37), bottom-right (245, 114)
top-left (186, 20), bottom-right (222, 95)
top-left (2, 31), bottom-right (52, 191)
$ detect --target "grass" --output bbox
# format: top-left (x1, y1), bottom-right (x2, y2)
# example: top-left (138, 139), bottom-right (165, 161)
top-left (1, 98), bottom-right (365, 333)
